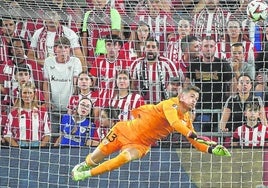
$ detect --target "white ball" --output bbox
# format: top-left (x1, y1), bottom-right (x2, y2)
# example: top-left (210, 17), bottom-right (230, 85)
top-left (247, 0), bottom-right (268, 22)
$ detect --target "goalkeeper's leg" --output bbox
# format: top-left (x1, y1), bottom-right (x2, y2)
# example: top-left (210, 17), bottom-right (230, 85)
top-left (90, 148), bottom-right (140, 176)
top-left (72, 148), bottom-right (140, 181)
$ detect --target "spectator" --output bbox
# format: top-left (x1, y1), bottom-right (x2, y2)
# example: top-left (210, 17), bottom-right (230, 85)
top-left (232, 102), bottom-right (268, 147)
top-left (44, 0), bottom-right (84, 34)
top-left (86, 107), bottom-right (120, 146)
top-left (256, 25), bottom-right (268, 70)
top-left (255, 68), bottom-right (268, 98)
top-left (54, 98), bottom-right (96, 147)
top-left (90, 35), bottom-right (128, 108)
top-left (216, 19), bottom-right (256, 64)
top-left (230, 42), bottom-right (255, 81)
top-left (179, 35), bottom-right (200, 80)
top-left (166, 76), bottom-right (182, 98)
top-left (121, 21), bottom-right (150, 62)
top-left (2, 82), bottom-right (51, 147)
top-left (81, 0), bottom-right (121, 66)
top-left (164, 17), bottom-right (192, 64)
top-left (193, 0), bottom-right (231, 42)
top-left (132, 0), bottom-right (175, 54)
top-left (109, 70), bottom-right (145, 121)
top-left (220, 74), bottom-right (267, 133)
top-left (12, 64), bottom-right (45, 106)
top-left (185, 36), bottom-right (233, 132)
top-left (7, 37), bottom-right (43, 90)
top-left (67, 72), bottom-right (98, 116)
top-left (86, 0), bottom-right (126, 15)
top-left (0, 16), bottom-right (17, 62)
top-left (28, 10), bottom-right (86, 70)
top-left (130, 37), bottom-right (178, 104)
top-left (43, 36), bottom-right (82, 140)
top-left (7, 1), bottom-right (43, 44)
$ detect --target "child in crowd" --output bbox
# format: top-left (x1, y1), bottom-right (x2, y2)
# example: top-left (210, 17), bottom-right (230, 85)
top-left (67, 72), bottom-right (98, 116)
top-left (54, 98), bottom-right (96, 147)
top-left (232, 102), bottom-right (268, 147)
top-left (12, 64), bottom-right (45, 106)
top-left (86, 107), bottom-right (120, 146)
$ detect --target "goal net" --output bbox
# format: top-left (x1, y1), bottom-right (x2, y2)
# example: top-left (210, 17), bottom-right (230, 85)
top-left (0, 0), bottom-right (268, 188)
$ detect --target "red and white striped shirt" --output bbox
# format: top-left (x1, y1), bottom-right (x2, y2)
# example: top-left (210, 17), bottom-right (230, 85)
top-left (216, 40), bottom-right (256, 63)
top-left (164, 36), bottom-right (183, 63)
top-left (3, 106), bottom-right (51, 142)
top-left (90, 56), bottom-right (128, 107)
top-left (0, 35), bottom-right (10, 63)
top-left (130, 56), bottom-right (178, 104)
top-left (193, 7), bottom-right (231, 42)
top-left (109, 92), bottom-right (145, 121)
top-left (233, 123), bottom-right (268, 147)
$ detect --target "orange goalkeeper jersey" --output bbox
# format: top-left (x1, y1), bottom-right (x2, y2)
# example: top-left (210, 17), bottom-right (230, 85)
top-left (113, 97), bottom-right (209, 153)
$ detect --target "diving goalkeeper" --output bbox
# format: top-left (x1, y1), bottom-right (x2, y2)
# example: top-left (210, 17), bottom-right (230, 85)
top-left (72, 85), bottom-right (231, 181)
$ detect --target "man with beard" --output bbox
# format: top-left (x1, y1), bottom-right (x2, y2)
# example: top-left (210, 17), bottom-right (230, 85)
top-left (130, 37), bottom-right (178, 104)
top-left (0, 17), bottom-right (17, 63)
top-left (185, 36), bottom-right (233, 132)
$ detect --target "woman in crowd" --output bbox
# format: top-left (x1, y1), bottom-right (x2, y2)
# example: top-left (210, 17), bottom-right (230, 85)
top-left (121, 21), bottom-right (150, 62)
top-left (2, 82), bottom-right (51, 147)
top-left (109, 70), bottom-right (145, 121)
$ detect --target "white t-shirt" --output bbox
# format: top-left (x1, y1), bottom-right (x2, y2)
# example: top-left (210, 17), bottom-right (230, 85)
top-left (30, 25), bottom-right (80, 58)
top-left (43, 56), bottom-right (82, 111)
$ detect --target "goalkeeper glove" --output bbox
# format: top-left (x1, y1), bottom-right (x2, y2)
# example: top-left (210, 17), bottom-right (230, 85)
top-left (72, 170), bottom-right (91, 181)
top-left (72, 161), bottom-right (91, 173)
top-left (211, 145), bottom-right (231, 157)
top-left (194, 136), bottom-right (217, 146)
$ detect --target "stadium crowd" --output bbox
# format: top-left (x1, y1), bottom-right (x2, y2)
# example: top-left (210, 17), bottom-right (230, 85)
top-left (1, 0), bottom-right (268, 148)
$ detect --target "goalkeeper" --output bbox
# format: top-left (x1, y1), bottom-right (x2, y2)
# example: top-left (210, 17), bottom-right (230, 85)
top-left (72, 85), bottom-right (231, 181)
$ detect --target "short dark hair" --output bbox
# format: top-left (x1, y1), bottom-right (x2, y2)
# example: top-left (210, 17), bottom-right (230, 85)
top-left (9, 37), bottom-right (28, 55)
top-left (105, 35), bottom-right (123, 47)
top-left (202, 36), bottom-right (216, 42)
top-left (145, 37), bottom-right (159, 47)
top-left (237, 73), bottom-right (253, 82)
top-left (231, 42), bottom-right (244, 51)
top-left (54, 36), bottom-right (71, 46)
top-left (14, 64), bottom-right (31, 75)
top-left (102, 107), bottom-right (121, 122)
top-left (181, 35), bottom-right (198, 52)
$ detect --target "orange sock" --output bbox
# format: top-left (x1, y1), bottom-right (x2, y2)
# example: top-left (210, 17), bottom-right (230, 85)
top-left (90, 151), bottom-right (132, 176)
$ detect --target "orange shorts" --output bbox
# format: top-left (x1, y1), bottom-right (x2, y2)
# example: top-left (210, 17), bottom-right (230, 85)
top-left (98, 122), bottom-right (150, 158)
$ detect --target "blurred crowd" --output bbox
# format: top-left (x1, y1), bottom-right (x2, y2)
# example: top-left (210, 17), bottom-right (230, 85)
top-left (1, 0), bottom-right (268, 148)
